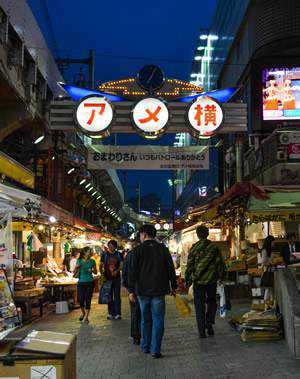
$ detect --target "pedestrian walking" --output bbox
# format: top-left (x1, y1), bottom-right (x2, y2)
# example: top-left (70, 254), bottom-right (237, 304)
top-left (260, 235), bottom-right (275, 305)
top-left (74, 247), bottom-right (97, 323)
top-left (123, 239), bottom-right (141, 345)
top-left (128, 224), bottom-right (177, 358)
top-left (185, 225), bottom-right (226, 338)
top-left (101, 240), bottom-right (123, 320)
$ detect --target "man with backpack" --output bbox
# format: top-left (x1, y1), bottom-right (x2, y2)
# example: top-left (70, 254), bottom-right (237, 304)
top-left (128, 224), bottom-right (177, 358)
top-left (185, 225), bottom-right (226, 338)
top-left (101, 240), bottom-right (123, 320)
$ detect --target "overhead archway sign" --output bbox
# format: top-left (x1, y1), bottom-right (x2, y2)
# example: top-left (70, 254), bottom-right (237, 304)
top-left (51, 66), bottom-right (247, 138)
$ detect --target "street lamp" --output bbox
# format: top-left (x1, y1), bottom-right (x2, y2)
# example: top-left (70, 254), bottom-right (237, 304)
top-left (67, 168), bottom-right (75, 174)
top-left (49, 216), bottom-right (56, 223)
top-left (34, 134), bottom-right (45, 144)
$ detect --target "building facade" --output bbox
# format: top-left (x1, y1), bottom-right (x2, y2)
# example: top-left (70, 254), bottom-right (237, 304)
top-left (187, 0), bottom-right (300, 197)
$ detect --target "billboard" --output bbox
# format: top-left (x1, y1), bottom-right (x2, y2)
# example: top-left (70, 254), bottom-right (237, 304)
top-left (263, 67), bottom-right (300, 121)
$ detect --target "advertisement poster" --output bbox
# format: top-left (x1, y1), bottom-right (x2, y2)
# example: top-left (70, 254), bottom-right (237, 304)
top-left (88, 145), bottom-right (209, 170)
top-left (263, 67), bottom-right (300, 120)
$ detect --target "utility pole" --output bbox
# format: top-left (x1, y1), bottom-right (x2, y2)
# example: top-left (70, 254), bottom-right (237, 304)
top-left (56, 49), bottom-right (95, 89)
top-left (172, 171), bottom-right (176, 230)
top-left (135, 183), bottom-right (141, 214)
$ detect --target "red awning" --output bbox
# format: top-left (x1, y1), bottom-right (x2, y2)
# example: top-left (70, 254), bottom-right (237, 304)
top-left (73, 217), bottom-right (101, 232)
top-left (189, 182), bottom-right (269, 217)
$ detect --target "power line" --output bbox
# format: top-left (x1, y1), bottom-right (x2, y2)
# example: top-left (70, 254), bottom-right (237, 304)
top-left (24, 45), bottom-right (247, 66)
top-left (39, 0), bottom-right (60, 56)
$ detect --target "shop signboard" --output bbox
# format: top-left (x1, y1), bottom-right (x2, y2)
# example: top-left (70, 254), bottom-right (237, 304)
top-left (132, 98), bottom-right (169, 138)
top-left (287, 143), bottom-right (300, 159)
top-left (75, 95), bottom-right (114, 137)
top-left (187, 97), bottom-right (223, 138)
top-left (263, 67), bottom-right (300, 121)
top-left (88, 145), bottom-right (209, 170)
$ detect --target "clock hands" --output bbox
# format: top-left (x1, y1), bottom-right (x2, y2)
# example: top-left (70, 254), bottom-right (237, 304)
top-left (146, 67), bottom-right (157, 85)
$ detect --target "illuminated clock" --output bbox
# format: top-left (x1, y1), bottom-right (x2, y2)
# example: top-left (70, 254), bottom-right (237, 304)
top-left (137, 65), bottom-right (165, 92)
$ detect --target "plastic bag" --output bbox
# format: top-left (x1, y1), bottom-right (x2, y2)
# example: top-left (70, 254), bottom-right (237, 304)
top-left (217, 284), bottom-right (226, 318)
top-left (98, 280), bottom-right (112, 304)
top-left (175, 294), bottom-right (191, 317)
top-left (187, 284), bottom-right (194, 301)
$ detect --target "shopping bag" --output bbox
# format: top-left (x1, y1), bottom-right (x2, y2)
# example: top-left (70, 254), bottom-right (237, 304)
top-left (261, 268), bottom-right (274, 288)
top-left (217, 284), bottom-right (226, 318)
top-left (187, 284), bottom-right (194, 301)
top-left (175, 294), bottom-right (191, 317)
top-left (98, 280), bottom-right (112, 304)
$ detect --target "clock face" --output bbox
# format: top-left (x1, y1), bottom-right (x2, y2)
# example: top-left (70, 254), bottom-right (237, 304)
top-left (137, 65), bottom-right (165, 92)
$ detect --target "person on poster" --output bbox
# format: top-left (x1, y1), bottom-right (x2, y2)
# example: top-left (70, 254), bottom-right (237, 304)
top-left (101, 240), bottom-right (123, 320)
top-left (185, 225), bottom-right (226, 338)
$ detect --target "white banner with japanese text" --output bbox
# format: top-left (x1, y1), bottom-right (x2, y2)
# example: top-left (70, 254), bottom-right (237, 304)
top-left (88, 145), bottom-right (209, 170)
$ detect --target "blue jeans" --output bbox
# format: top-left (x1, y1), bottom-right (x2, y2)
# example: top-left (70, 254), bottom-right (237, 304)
top-left (108, 278), bottom-right (121, 316)
top-left (138, 296), bottom-right (165, 354)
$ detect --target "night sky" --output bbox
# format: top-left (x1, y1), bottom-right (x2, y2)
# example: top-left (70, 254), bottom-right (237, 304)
top-left (29, 0), bottom-right (217, 209)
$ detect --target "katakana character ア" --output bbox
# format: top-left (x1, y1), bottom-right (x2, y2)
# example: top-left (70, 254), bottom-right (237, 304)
top-left (194, 104), bottom-right (203, 126)
top-left (84, 103), bottom-right (106, 125)
top-left (139, 106), bottom-right (161, 124)
top-left (204, 104), bottom-right (217, 126)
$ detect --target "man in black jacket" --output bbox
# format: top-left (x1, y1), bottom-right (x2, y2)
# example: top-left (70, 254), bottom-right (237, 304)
top-left (128, 224), bottom-right (177, 359)
top-left (281, 233), bottom-right (300, 265)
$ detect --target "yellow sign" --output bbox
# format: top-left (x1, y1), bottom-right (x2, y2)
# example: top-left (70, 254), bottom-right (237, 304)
top-left (0, 152), bottom-right (34, 189)
top-left (12, 222), bottom-right (31, 232)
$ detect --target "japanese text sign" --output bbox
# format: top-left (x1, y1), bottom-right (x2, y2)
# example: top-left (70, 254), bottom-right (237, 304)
top-left (88, 145), bottom-right (209, 170)
top-left (132, 98), bottom-right (169, 138)
top-left (75, 96), bottom-right (113, 136)
top-left (187, 97), bottom-right (223, 138)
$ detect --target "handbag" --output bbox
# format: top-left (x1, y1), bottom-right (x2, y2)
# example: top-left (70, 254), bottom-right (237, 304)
top-left (260, 267), bottom-right (274, 288)
top-left (98, 280), bottom-right (112, 304)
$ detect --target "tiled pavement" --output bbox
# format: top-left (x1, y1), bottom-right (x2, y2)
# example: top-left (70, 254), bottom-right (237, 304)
top-left (15, 296), bottom-right (300, 378)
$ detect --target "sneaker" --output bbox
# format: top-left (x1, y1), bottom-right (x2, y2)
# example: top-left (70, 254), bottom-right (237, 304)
top-left (152, 353), bottom-right (163, 359)
top-left (107, 314), bottom-right (113, 320)
top-left (207, 326), bottom-right (214, 336)
top-left (114, 315), bottom-right (121, 320)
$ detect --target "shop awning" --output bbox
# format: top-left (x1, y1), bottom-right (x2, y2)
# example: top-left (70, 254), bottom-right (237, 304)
top-left (0, 183), bottom-right (41, 217)
top-left (0, 152), bottom-right (35, 189)
top-left (41, 198), bottom-right (73, 225)
top-left (248, 191), bottom-right (300, 212)
top-left (73, 217), bottom-right (102, 232)
top-left (247, 189), bottom-right (300, 221)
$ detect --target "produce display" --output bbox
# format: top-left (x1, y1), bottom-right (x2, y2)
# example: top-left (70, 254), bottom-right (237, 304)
top-left (225, 258), bottom-right (247, 272)
top-left (0, 270), bottom-right (18, 337)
